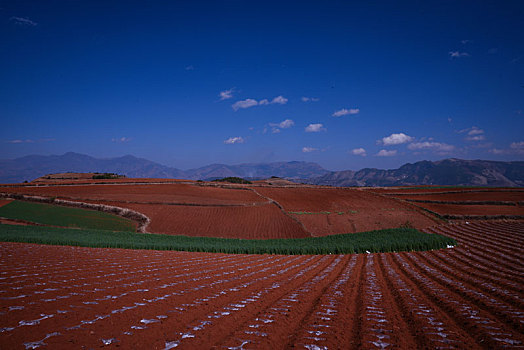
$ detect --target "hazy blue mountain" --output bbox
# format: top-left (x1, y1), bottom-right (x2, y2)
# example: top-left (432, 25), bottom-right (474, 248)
top-left (0, 153), bottom-right (328, 183)
top-left (307, 158), bottom-right (524, 187)
top-left (0, 152), bottom-right (186, 183)
top-left (1, 153), bottom-right (522, 187)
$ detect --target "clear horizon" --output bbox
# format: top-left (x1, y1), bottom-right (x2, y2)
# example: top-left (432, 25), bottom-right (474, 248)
top-left (2, 1), bottom-right (523, 171)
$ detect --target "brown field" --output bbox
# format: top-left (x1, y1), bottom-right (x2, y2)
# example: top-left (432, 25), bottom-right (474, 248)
top-left (368, 187), bottom-right (511, 194)
top-left (0, 182), bottom-right (442, 237)
top-left (113, 202), bottom-right (309, 239)
top-left (413, 203), bottom-right (524, 217)
top-left (1, 221), bottom-right (523, 349)
top-left (255, 187), bottom-right (438, 235)
top-left (0, 183), bottom-right (266, 206)
top-left (0, 199), bottom-right (13, 208)
top-left (368, 187), bottom-right (524, 219)
top-left (387, 190), bottom-right (524, 203)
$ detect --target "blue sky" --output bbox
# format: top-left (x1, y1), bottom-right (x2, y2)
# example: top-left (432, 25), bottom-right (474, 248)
top-left (1, 0), bottom-right (523, 171)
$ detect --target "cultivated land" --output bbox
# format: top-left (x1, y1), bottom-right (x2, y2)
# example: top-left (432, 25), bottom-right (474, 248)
top-left (0, 201), bottom-right (136, 232)
top-left (0, 221), bottom-right (522, 349)
top-left (0, 181), bottom-right (442, 238)
top-left (0, 178), bottom-right (523, 348)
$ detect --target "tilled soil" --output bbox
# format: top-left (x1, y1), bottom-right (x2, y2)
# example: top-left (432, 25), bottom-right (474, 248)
top-left (1, 221), bottom-right (523, 349)
top-left (0, 184), bottom-right (265, 206)
top-left (0, 200), bottom-right (13, 208)
top-left (391, 191), bottom-right (524, 203)
top-left (256, 187), bottom-right (438, 234)
top-left (417, 203), bottom-right (524, 216)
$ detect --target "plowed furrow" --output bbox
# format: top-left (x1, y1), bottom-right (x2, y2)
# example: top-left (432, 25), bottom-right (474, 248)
top-left (42, 255), bottom-right (317, 349)
top-left (380, 254), bottom-right (476, 348)
top-left (354, 254), bottom-right (417, 349)
top-left (156, 255), bottom-right (338, 350)
top-left (404, 252), bottom-right (524, 333)
top-left (428, 227), bottom-right (524, 274)
top-left (430, 249), bottom-right (524, 294)
top-left (283, 255), bottom-right (359, 349)
top-left (424, 250), bottom-right (524, 304)
top-left (392, 253), bottom-right (524, 348)
top-left (455, 225), bottom-right (524, 253)
top-left (4, 254), bottom-right (287, 348)
top-left (206, 255), bottom-right (346, 349)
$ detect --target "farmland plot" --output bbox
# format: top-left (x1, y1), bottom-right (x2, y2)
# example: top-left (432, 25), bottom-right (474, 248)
top-left (115, 203), bottom-right (310, 239)
top-left (256, 187), bottom-right (438, 234)
top-left (0, 183), bottom-right (266, 206)
top-left (1, 221), bottom-right (523, 349)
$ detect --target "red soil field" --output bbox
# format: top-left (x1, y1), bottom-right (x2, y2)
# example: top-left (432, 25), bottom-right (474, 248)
top-left (255, 187), bottom-right (438, 235)
top-left (0, 199), bottom-right (13, 208)
top-left (391, 190), bottom-right (524, 203)
top-left (413, 203), bottom-right (524, 217)
top-left (1, 183), bottom-right (441, 237)
top-left (116, 202), bottom-right (310, 239)
top-left (1, 221), bottom-right (523, 349)
top-left (0, 183), bottom-right (265, 206)
top-left (367, 187), bottom-right (512, 194)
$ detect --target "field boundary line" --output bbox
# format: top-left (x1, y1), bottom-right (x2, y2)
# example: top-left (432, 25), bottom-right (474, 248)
top-left (248, 188), bottom-right (314, 237)
top-left (0, 192), bottom-right (151, 233)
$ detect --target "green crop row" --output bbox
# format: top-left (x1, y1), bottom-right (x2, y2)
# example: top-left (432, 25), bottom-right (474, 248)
top-left (0, 224), bottom-right (456, 255)
top-left (0, 201), bottom-right (135, 232)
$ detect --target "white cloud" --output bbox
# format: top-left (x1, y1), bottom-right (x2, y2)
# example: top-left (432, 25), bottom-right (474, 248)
top-left (302, 147), bottom-right (318, 153)
top-left (219, 88), bottom-right (234, 100)
top-left (332, 108), bottom-right (360, 117)
top-left (376, 149), bottom-right (397, 157)
top-left (381, 133), bottom-right (414, 146)
top-left (112, 137), bottom-right (131, 143)
top-left (10, 16), bottom-right (38, 26)
top-left (459, 126), bottom-right (486, 141)
top-left (269, 119), bottom-right (294, 129)
top-left (461, 39), bottom-right (471, 45)
top-left (232, 99), bottom-right (258, 111)
top-left (466, 135), bottom-right (486, 141)
top-left (224, 136), bottom-right (245, 144)
top-left (271, 95), bottom-right (288, 104)
top-left (488, 141), bottom-right (524, 155)
top-left (185, 65), bottom-right (194, 71)
top-left (305, 123), bottom-right (325, 132)
top-left (489, 148), bottom-right (505, 155)
top-left (467, 127), bottom-right (484, 136)
top-left (231, 95), bottom-right (288, 111)
top-left (408, 142), bottom-right (455, 152)
top-left (449, 51), bottom-right (470, 58)
top-left (6, 139), bottom-right (34, 144)
top-left (351, 148), bottom-right (367, 156)
top-left (301, 97), bottom-right (319, 102)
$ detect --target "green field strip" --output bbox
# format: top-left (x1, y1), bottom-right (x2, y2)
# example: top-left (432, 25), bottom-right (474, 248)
top-left (0, 224), bottom-right (456, 255)
top-left (0, 201), bottom-right (135, 232)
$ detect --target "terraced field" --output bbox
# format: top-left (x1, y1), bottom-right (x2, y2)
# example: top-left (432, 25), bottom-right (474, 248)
top-left (1, 221), bottom-right (522, 349)
top-left (0, 182), bottom-right (441, 238)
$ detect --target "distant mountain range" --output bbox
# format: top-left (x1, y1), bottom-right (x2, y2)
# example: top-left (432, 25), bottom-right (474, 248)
top-left (0, 152), bottom-right (328, 184)
top-left (0, 152), bottom-right (522, 187)
top-left (307, 158), bottom-right (524, 187)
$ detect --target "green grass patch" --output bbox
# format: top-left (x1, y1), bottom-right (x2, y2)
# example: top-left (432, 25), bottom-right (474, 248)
top-left (212, 177), bottom-right (252, 184)
top-left (0, 201), bottom-right (135, 232)
top-left (0, 224), bottom-right (456, 255)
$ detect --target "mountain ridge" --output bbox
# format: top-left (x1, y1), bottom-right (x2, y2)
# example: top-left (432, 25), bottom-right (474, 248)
top-left (0, 153), bottom-right (522, 187)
